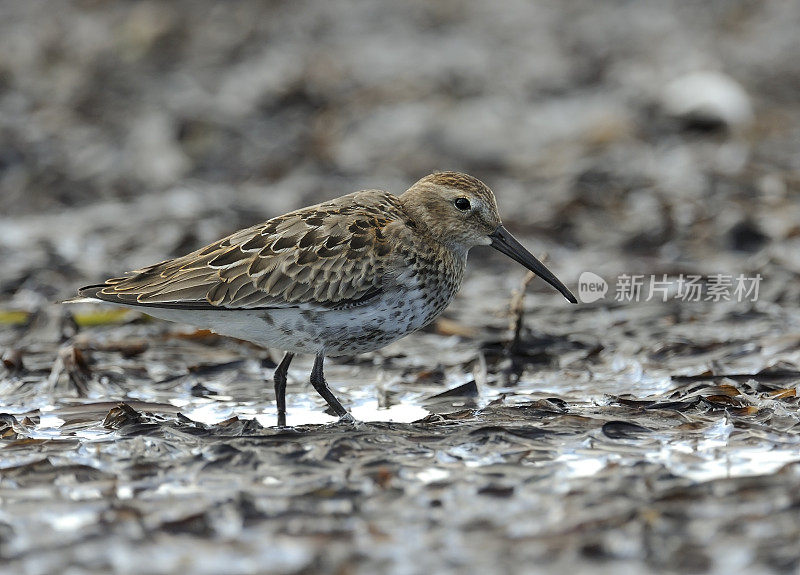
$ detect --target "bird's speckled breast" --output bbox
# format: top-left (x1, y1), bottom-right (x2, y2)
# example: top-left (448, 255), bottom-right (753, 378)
top-left (329, 239), bottom-right (467, 355)
top-left (254, 239), bottom-right (468, 356)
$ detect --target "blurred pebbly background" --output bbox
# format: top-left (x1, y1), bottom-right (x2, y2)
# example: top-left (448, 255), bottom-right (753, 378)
top-left (2, 2), bottom-right (800, 575)
top-left (1, 0), bottom-right (798, 305)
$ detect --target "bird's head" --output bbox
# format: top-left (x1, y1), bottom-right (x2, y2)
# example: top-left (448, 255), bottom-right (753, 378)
top-left (400, 171), bottom-right (577, 303)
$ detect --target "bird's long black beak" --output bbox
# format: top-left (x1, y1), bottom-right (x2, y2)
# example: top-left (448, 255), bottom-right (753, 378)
top-left (489, 225), bottom-right (577, 303)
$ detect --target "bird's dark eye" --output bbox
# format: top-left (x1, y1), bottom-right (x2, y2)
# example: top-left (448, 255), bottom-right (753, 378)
top-left (454, 198), bottom-right (471, 211)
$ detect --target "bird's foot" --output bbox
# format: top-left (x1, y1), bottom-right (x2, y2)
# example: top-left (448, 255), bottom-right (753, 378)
top-left (335, 412), bottom-right (364, 428)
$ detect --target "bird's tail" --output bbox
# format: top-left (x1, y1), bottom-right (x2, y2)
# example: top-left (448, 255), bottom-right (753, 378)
top-left (61, 296), bottom-right (99, 305)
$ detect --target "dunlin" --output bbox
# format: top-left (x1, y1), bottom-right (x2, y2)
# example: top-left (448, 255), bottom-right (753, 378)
top-left (72, 172), bottom-right (576, 425)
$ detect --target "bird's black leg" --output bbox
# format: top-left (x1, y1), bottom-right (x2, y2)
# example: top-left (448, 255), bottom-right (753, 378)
top-left (273, 352), bottom-right (294, 427)
top-left (310, 354), bottom-right (352, 420)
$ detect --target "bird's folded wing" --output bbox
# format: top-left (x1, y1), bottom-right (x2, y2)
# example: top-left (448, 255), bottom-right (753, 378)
top-left (80, 192), bottom-right (404, 311)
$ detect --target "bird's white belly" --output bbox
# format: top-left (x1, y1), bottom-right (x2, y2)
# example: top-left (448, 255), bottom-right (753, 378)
top-left (134, 283), bottom-right (451, 356)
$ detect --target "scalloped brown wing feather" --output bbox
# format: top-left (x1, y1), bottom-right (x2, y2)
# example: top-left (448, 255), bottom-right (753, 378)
top-left (83, 191), bottom-right (407, 311)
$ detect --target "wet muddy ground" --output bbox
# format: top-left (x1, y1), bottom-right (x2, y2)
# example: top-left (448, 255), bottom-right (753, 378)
top-left (2, 1), bottom-right (800, 574)
top-left (3, 294), bottom-right (800, 574)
